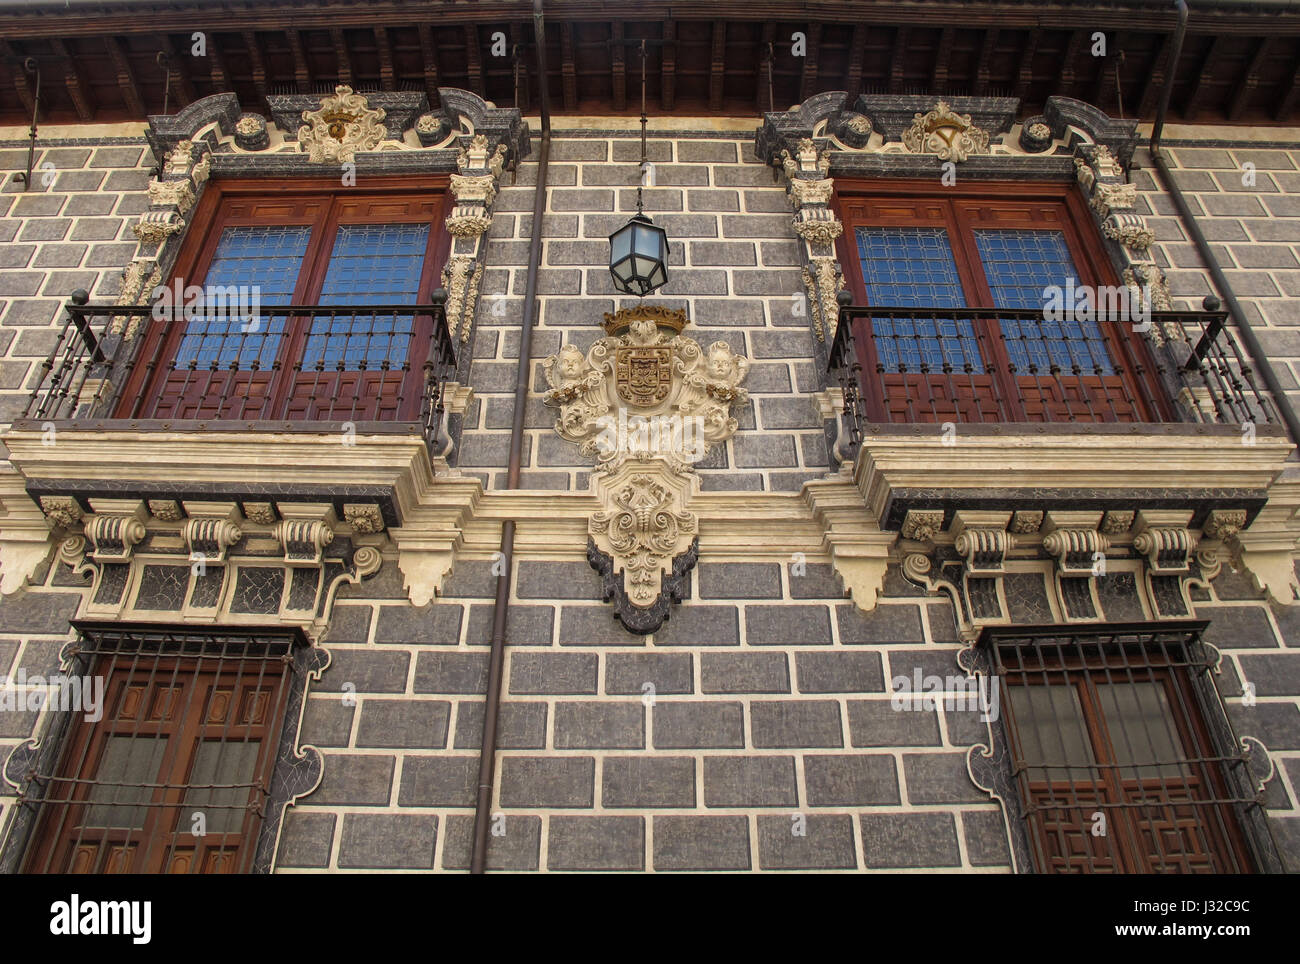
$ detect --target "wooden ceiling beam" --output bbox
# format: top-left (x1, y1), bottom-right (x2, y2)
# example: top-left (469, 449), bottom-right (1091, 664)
top-left (709, 19), bottom-right (726, 112)
top-left (611, 21), bottom-right (626, 112)
top-left (464, 24), bottom-right (484, 95)
top-left (1056, 30), bottom-right (1087, 98)
top-left (106, 36), bottom-right (147, 116)
top-left (799, 22), bottom-right (821, 103)
top-left (374, 27), bottom-right (394, 91)
top-left (1012, 28), bottom-right (1040, 100)
top-left (0, 40), bottom-right (35, 114)
top-left (416, 23), bottom-right (440, 107)
top-left (660, 19), bottom-right (675, 111)
top-left (889, 26), bottom-right (909, 94)
top-left (286, 30), bottom-right (311, 93)
top-left (931, 26), bottom-right (954, 95)
top-left (331, 28), bottom-right (354, 86)
top-left (1183, 35), bottom-right (1223, 121)
top-left (50, 38), bottom-right (93, 121)
top-left (1276, 59), bottom-right (1300, 122)
top-left (560, 22), bottom-right (577, 111)
top-left (207, 34), bottom-right (230, 93)
top-left (1091, 32), bottom-right (1118, 111)
top-left (242, 31), bottom-right (268, 101)
top-left (157, 34), bottom-right (196, 108)
top-left (1228, 36), bottom-right (1271, 121)
top-left (1137, 30), bottom-right (1173, 118)
top-left (974, 27), bottom-right (998, 96)
top-left (844, 22), bottom-right (867, 101)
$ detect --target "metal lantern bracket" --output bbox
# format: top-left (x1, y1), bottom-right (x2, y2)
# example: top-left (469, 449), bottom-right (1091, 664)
top-left (10, 58), bottom-right (40, 192)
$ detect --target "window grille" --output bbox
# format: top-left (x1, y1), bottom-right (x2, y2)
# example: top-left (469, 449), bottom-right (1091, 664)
top-left (982, 622), bottom-right (1263, 873)
top-left (17, 621), bottom-right (310, 875)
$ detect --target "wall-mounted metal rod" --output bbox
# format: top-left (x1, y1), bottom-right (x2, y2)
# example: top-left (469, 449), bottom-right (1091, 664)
top-left (471, 0), bottom-right (552, 875)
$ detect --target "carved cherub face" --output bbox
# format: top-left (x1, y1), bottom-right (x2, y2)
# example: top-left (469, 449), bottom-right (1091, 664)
top-left (706, 344), bottom-right (737, 380)
top-left (557, 345), bottom-right (586, 381)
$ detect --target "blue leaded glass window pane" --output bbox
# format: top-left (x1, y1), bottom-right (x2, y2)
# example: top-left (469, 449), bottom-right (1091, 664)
top-left (974, 229), bottom-right (1116, 375)
top-left (176, 225), bottom-right (311, 368)
top-left (304, 223), bottom-right (430, 370)
top-left (855, 227), bottom-right (983, 371)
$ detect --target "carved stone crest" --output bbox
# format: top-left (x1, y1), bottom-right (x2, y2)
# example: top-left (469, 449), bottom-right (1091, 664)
top-left (902, 101), bottom-right (991, 162)
top-left (297, 85), bottom-right (388, 163)
top-left (616, 346), bottom-right (673, 407)
top-left (543, 305), bottom-right (750, 632)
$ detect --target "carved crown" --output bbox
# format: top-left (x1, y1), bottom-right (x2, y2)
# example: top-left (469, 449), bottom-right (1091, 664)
top-left (602, 304), bottom-right (688, 336)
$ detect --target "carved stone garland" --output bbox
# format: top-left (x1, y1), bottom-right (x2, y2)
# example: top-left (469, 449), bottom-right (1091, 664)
top-left (543, 305), bottom-right (750, 633)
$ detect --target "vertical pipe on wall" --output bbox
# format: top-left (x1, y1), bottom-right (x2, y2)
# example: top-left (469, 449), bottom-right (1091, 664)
top-left (470, 0), bottom-right (552, 874)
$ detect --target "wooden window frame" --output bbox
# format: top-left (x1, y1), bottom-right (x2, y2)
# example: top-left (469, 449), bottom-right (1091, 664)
top-left (117, 175), bottom-right (451, 423)
top-left (985, 623), bottom-right (1261, 874)
top-left (831, 179), bottom-right (1171, 423)
top-left (18, 623), bottom-right (310, 875)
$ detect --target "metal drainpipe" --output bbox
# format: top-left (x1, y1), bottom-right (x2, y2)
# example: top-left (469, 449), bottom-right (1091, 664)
top-left (470, 0), bottom-right (552, 874)
top-left (1148, 0), bottom-right (1300, 448)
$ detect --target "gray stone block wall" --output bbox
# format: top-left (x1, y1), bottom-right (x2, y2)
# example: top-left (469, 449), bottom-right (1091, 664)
top-left (1134, 145), bottom-right (1300, 404)
top-left (457, 134), bottom-right (828, 494)
top-left (283, 555), bottom-right (1022, 871)
top-left (0, 138), bottom-right (153, 424)
top-left (281, 549), bottom-right (1300, 872)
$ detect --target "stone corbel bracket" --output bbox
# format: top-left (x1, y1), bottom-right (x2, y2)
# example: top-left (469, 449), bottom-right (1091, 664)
top-left (273, 505), bottom-right (338, 566)
top-left (77, 498), bottom-right (149, 565)
top-left (903, 511), bottom-right (1013, 640)
top-left (1132, 509), bottom-right (1200, 618)
top-left (1222, 476), bottom-right (1300, 604)
top-left (1040, 511), bottom-right (1108, 621)
top-left (181, 515), bottom-right (243, 565)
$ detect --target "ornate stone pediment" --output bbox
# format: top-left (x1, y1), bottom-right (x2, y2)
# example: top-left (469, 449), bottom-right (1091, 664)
top-left (297, 85), bottom-right (389, 163)
top-left (543, 305), bottom-right (750, 632)
top-left (901, 101), bottom-right (991, 162)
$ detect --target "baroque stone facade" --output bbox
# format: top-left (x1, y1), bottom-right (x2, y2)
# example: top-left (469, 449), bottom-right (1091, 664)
top-left (2, 86), bottom-right (1300, 874)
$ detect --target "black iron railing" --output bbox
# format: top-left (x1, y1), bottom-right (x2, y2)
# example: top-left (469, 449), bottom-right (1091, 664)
top-left (827, 303), bottom-right (1276, 448)
top-left (21, 295), bottom-right (457, 450)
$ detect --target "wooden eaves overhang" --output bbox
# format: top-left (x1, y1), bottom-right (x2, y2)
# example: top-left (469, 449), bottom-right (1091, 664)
top-left (2, 0), bottom-right (1300, 127)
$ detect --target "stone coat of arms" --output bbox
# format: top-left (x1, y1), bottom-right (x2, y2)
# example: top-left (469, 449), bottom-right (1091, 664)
top-left (542, 305), bottom-right (750, 632)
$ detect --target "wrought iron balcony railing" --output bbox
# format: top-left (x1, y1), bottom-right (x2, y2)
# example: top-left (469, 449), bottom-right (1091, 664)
top-left (827, 301), bottom-right (1276, 449)
top-left (19, 293), bottom-right (457, 450)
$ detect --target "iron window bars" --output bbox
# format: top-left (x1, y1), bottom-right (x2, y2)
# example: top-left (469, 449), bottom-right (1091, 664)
top-left (19, 297), bottom-right (457, 452)
top-left (827, 303), bottom-right (1274, 447)
top-left (5, 621), bottom-right (315, 875)
top-left (978, 621), bottom-right (1277, 874)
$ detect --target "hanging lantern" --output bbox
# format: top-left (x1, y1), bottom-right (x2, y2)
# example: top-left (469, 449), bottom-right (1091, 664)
top-left (607, 40), bottom-right (670, 298)
top-left (608, 213), bottom-right (669, 297)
